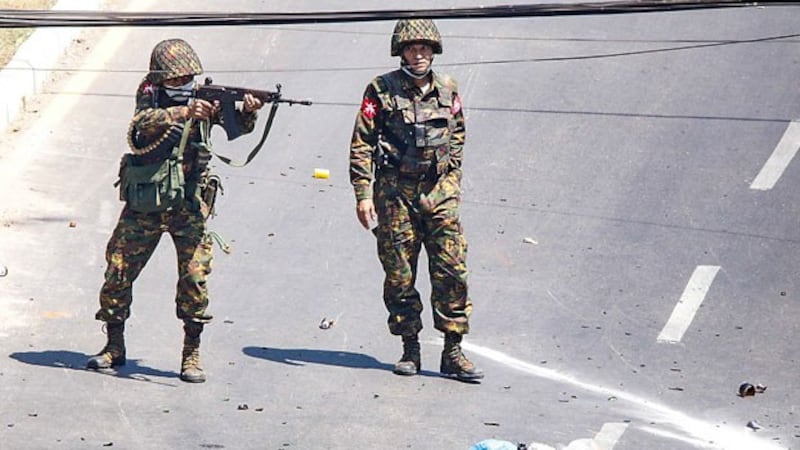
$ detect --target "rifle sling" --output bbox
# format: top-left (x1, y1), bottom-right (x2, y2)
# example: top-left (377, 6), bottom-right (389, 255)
top-left (210, 102), bottom-right (280, 168)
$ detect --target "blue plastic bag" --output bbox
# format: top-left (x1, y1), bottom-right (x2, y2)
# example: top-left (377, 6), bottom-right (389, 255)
top-left (469, 439), bottom-right (519, 450)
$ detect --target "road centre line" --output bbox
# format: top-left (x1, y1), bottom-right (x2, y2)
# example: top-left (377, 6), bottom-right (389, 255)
top-left (460, 341), bottom-right (785, 450)
top-left (750, 120), bottom-right (800, 190)
top-left (657, 265), bottom-right (720, 344)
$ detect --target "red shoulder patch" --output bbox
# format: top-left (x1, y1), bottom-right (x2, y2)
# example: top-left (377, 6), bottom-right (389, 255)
top-left (361, 98), bottom-right (378, 120)
top-left (451, 95), bottom-right (462, 115)
top-left (141, 81), bottom-right (154, 95)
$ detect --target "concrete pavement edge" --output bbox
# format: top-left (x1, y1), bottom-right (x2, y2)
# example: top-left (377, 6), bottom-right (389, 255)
top-left (0, 0), bottom-right (103, 134)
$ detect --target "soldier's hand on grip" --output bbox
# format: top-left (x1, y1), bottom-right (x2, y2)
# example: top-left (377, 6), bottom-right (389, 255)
top-left (241, 93), bottom-right (263, 113)
top-left (187, 99), bottom-right (218, 120)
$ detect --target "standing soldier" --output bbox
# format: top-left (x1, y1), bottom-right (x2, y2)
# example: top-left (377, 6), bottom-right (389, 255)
top-left (349, 19), bottom-right (483, 381)
top-left (87, 38), bottom-right (263, 383)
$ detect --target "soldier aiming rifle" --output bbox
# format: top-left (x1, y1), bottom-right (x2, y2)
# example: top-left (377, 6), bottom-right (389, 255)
top-left (87, 38), bottom-right (309, 383)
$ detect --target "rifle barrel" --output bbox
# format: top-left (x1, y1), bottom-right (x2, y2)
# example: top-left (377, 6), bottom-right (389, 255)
top-left (197, 83), bottom-right (311, 106)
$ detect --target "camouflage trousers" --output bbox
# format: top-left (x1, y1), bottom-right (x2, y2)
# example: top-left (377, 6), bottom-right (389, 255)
top-left (373, 170), bottom-right (472, 336)
top-left (95, 203), bottom-right (214, 324)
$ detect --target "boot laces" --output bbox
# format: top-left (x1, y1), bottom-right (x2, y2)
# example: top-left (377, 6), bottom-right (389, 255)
top-left (182, 346), bottom-right (201, 369)
top-left (445, 343), bottom-right (474, 370)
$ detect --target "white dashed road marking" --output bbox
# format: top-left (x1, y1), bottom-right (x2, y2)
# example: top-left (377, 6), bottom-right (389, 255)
top-left (593, 422), bottom-right (629, 449)
top-left (750, 120), bottom-right (800, 190)
top-left (657, 265), bottom-right (720, 344)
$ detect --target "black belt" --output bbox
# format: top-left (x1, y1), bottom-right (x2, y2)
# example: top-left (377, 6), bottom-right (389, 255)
top-left (398, 170), bottom-right (435, 181)
top-left (378, 166), bottom-right (437, 182)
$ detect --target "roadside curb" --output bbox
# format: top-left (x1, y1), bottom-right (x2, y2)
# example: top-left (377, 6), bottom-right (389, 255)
top-left (0, 0), bottom-right (103, 134)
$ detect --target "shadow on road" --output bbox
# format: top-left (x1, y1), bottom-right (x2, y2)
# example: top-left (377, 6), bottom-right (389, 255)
top-left (242, 346), bottom-right (441, 377)
top-left (9, 350), bottom-right (179, 386)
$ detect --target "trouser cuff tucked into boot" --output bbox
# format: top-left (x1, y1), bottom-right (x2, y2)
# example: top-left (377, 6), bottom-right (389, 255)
top-left (180, 321), bottom-right (206, 383)
top-left (87, 322), bottom-right (126, 369)
top-left (393, 334), bottom-right (421, 376)
top-left (440, 332), bottom-right (484, 381)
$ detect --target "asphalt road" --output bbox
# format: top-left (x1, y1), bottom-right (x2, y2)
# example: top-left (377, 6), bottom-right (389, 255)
top-left (1, 1), bottom-right (799, 449)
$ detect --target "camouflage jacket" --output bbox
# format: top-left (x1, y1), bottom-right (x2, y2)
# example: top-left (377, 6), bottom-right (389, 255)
top-left (127, 79), bottom-right (258, 181)
top-left (349, 69), bottom-right (465, 201)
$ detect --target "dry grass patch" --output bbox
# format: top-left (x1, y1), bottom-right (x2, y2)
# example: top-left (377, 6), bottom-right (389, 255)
top-left (0, 0), bottom-right (56, 67)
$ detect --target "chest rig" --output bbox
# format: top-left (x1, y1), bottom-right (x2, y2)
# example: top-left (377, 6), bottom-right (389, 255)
top-left (118, 89), bottom-right (217, 215)
top-left (375, 71), bottom-right (456, 179)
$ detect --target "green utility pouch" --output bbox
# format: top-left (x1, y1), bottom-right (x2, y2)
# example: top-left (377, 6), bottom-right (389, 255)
top-left (116, 119), bottom-right (194, 214)
top-left (119, 152), bottom-right (185, 213)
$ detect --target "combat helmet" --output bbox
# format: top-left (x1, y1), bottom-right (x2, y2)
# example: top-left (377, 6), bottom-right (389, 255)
top-left (147, 38), bottom-right (203, 85)
top-left (391, 19), bottom-right (443, 57)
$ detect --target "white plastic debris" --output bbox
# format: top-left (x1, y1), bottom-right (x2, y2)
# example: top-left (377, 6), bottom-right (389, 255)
top-left (746, 420), bottom-right (762, 431)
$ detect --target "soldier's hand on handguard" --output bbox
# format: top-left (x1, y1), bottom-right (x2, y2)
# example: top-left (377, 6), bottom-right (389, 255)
top-left (242, 93), bottom-right (263, 112)
top-left (356, 198), bottom-right (377, 230)
top-left (187, 99), bottom-right (219, 120)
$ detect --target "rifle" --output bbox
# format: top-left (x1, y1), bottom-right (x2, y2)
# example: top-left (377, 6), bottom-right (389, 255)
top-left (182, 77), bottom-right (311, 167)
top-left (193, 77), bottom-right (311, 141)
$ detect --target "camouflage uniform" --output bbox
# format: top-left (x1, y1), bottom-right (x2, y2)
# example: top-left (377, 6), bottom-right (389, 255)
top-left (96, 39), bottom-right (256, 325)
top-left (89, 39), bottom-right (257, 382)
top-left (350, 20), bottom-right (482, 380)
top-left (350, 69), bottom-right (469, 336)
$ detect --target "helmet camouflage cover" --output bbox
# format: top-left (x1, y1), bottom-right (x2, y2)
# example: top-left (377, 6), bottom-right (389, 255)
top-left (147, 38), bottom-right (203, 85)
top-left (390, 19), bottom-right (443, 57)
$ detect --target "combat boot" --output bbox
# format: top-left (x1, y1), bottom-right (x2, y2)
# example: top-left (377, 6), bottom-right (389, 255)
top-left (440, 332), bottom-right (484, 381)
top-left (393, 334), bottom-right (421, 376)
top-left (87, 322), bottom-right (126, 369)
top-left (180, 321), bottom-right (206, 383)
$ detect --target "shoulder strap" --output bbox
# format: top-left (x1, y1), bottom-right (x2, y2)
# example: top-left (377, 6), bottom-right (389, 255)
top-left (208, 102), bottom-right (280, 168)
top-left (379, 71), bottom-right (405, 101)
top-left (176, 117), bottom-right (194, 158)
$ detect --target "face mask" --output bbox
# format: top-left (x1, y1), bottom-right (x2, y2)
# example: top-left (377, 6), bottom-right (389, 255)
top-left (400, 55), bottom-right (434, 79)
top-left (401, 64), bottom-right (431, 80)
top-left (163, 79), bottom-right (195, 102)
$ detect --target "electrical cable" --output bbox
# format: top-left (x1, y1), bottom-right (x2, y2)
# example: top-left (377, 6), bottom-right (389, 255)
top-left (0, 1), bottom-right (797, 28)
top-left (4, 30), bottom-right (796, 76)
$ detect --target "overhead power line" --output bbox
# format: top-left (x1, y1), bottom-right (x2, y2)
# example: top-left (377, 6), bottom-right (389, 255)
top-left (0, 1), bottom-right (797, 28)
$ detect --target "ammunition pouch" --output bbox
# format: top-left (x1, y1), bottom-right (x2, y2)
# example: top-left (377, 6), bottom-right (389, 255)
top-left (117, 150), bottom-right (186, 214)
top-left (116, 118), bottom-right (196, 214)
top-left (376, 137), bottom-right (437, 181)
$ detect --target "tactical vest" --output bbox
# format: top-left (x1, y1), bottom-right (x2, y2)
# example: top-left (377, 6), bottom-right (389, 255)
top-left (376, 70), bottom-right (455, 177)
top-left (118, 114), bottom-right (216, 215)
top-left (117, 120), bottom-right (192, 214)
